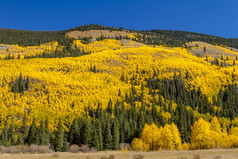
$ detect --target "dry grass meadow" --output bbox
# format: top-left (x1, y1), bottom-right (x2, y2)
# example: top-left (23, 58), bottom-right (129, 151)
top-left (1, 149), bottom-right (238, 159)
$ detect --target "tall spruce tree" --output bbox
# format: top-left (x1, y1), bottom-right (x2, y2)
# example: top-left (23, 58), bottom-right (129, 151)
top-left (0, 123), bottom-right (8, 146)
top-left (68, 118), bottom-right (80, 145)
top-left (62, 132), bottom-right (69, 152)
top-left (17, 132), bottom-right (24, 145)
top-left (39, 120), bottom-right (46, 145)
top-left (112, 120), bottom-right (120, 150)
top-left (54, 120), bottom-right (64, 152)
top-left (90, 126), bottom-right (99, 150)
top-left (80, 118), bottom-right (91, 145)
top-left (104, 121), bottom-right (112, 150)
top-left (96, 121), bottom-right (103, 151)
top-left (26, 118), bottom-right (37, 145)
top-left (9, 122), bottom-right (15, 145)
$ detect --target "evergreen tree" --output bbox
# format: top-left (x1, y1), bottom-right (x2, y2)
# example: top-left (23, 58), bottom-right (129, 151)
top-left (96, 121), bottom-right (103, 151)
top-left (39, 120), bottom-right (46, 145)
top-left (8, 122), bottom-right (15, 145)
top-left (44, 117), bottom-right (50, 146)
top-left (104, 121), bottom-right (112, 150)
top-left (112, 120), bottom-right (120, 150)
top-left (80, 118), bottom-right (91, 145)
top-left (90, 127), bottom-right (99, 150)
top-left (26, 118), bottom-right (37, 145)
top-left (62, 132), bottom-right (69, 152)
top-left (54, 120), bottom-right (64, 152)
top-left (68, 118), bottom-right (80, 145)
top-left (16, 132), bottom-right (24, 145)
top-left (0, 123), bottom-right (8, 146)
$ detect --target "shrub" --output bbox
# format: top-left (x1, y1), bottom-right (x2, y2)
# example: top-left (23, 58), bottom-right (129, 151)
top-left (38, 145), bottom-right (53, 153)
top-left (89, 147), bottom-right (98, 152)
top-left (79, 145), bottom-right (89, 152)
top-left (29, 144), bottom-right (39, 154)
top-left (69, 144), bottom-right (80, 153)
top-left (5, 146), bottom-right (21, 154)
top-left (21, 145), bottom-right (29, 153)
top-left (0, 146), bottom-right (5, 153)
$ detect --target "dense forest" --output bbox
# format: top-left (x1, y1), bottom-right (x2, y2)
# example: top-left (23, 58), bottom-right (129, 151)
top-left (1, 71), bottom-right (238, 151)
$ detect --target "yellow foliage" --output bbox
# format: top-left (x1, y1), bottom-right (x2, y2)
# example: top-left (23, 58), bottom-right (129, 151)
top-left (133, 122), bottom-right (182, 151)
top-left (0, 39), bottom-right (237, 131)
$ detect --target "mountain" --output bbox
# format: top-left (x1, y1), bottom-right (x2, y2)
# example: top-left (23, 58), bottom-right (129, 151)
top-left (0, 24), bottom-right (237, 151)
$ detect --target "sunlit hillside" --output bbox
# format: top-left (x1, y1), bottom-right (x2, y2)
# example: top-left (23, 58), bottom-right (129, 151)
top-left (0, 27), bottom-right (237, 152)
top-left (0, 39), bottom-right (237, 130)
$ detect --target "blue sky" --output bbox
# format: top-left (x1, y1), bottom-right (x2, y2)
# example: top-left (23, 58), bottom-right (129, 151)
top-left (0, 0), bottom-right (237, 38)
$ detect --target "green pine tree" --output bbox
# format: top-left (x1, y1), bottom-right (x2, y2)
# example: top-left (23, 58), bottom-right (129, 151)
top-left (9, 123), bottom-right (15, 145)
top-left (68, 118), bottom-right (80, 145)
top-left (16, 132), bottom-right (24, 145)
top-left (54, 120), bottom-right (64, 152)
top-left (80, 118), bottom-right (91, 145)
top-left (104, 121), bottom-right (112, 150)
top-left (112, 120), bottom-right (119, 150)
top-left (61, 132), bottom-right (69, 152)
top-left (26, 118), bottom-right (37, 145)
top-left (0, 123), bottom-right (8, 146)
top-left (44, 117), bottom-right (50, 146)
top-left (39, 120), bottom-right (46, 145)
top-left (96, 121), bottom-right (103, 151)
top-left (90, 127), bottom-right (99, 150)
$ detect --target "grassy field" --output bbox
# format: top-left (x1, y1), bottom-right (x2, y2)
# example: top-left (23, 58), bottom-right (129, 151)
top-left (1, 149), bottom-right (238, 159)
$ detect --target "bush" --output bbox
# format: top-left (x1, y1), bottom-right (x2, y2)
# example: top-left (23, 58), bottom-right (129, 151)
top-left (29, 144), bottom-right (39, 154)
top-left (89, 147), bottom-right (98, 152)
top-left (5, 146), bottom-right (21, 154)
top-left (0, 146), bottom-right (5, 154)
top-left (28, 144), bottom-right (52, 154)
top-left (79, 145), bottom-right (89, 152)
top-left (21, 145), bottom-right (29, 154)
top-left (38, 145), bottom-right (53, 154)
top-left (69, 144), bottom-right (80, 153)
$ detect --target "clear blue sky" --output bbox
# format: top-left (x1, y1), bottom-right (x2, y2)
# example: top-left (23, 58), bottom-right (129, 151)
top-left (0, 0), bottom-right (237, 38)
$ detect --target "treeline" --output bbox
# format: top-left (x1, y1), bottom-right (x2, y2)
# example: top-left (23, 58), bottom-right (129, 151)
top-left (2, 25), bottom-right (238, 49)
top-left (70, 24), bottom-right (129, 32)
top-left (0, 29), bottom-right (73, 46)
top-left (136, 30), bottom-right (238, 48)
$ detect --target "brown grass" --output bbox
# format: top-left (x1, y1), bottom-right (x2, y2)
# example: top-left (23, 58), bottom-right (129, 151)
top-left (66, 30), bottom-right (137, 40)
top-left (1, 149), bottom-right (238, 159)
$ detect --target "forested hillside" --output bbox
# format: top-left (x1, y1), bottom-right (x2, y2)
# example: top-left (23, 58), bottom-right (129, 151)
top-left (2, 24), bottom-right (238, 48)
top-left (0, 25), bottom-right (237, 152)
